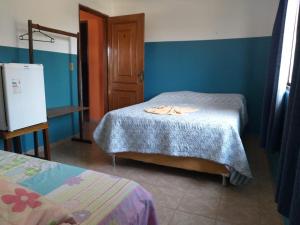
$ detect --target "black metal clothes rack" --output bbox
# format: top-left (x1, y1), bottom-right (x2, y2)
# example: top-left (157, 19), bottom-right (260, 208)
top-left (26, 19), bottom-right (91, 144)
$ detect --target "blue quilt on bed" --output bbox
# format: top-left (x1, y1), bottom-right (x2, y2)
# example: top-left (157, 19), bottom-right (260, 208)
top-left (93, 91), bottom-right (252, 185)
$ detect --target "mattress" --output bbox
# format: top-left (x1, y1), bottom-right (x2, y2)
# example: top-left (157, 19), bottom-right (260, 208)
top-left (93, 91), bottom-right (252, 185)
top-left (0, 151), bottom-right (157, 225)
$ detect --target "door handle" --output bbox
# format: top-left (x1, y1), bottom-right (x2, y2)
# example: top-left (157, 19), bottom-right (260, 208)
top-left (139, 71), bottom-right (144, 82)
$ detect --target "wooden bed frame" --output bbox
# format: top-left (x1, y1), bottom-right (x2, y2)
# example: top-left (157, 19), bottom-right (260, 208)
top-left (114, 152), bottom-right (230, 185)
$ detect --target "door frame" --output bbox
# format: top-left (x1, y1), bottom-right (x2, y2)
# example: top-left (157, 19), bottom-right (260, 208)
top-left (78, 4), bottom-right (109, 116)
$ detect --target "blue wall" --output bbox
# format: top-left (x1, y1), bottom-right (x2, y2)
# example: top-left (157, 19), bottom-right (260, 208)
top-left (145, 37), bottom-right (272, 133)
top-left (0, 46), bottom-right (79, 151)
top-left (0, 36), bottom-right (271, 150)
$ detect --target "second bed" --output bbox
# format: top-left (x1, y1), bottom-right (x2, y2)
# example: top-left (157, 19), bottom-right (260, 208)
top-left (93, 91), bottom-right (252, 185)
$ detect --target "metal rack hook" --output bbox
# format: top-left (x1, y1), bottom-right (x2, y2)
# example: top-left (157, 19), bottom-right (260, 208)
top-left (19, 29), bottom-right (55, 43)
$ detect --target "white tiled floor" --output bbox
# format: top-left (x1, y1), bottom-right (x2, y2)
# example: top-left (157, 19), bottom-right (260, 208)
top-left (49, 128), bottom-right (283, 225)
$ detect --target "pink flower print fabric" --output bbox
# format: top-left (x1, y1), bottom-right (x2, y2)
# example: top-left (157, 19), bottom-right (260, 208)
top-left (0, 177), bottom-right (76, 225)
top-left (64, 176), bottom-right (83, 186)
top-left (1, 187), bottom-right (42, 212)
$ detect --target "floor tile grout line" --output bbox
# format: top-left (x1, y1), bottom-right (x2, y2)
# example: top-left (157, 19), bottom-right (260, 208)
top-left (166, 209), bottom-right (176, 225)
top-left (174, 184), bottom-right (189, 211)
top-left (214, 191), bottom-right (224, 222)
top-left (170, 209), bottom-right (218, 225)
top-left (175, 207), bottom-right (218, 221)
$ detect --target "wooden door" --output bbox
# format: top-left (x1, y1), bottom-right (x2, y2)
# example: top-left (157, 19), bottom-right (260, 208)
top-left (108, 13), bottom-right (144, 110)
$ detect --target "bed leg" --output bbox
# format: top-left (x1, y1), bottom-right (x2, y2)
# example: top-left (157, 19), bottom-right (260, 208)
top-left (112, 154), bottom-right (116, 168)
top-left (222, 175), bottom-right (228, 186)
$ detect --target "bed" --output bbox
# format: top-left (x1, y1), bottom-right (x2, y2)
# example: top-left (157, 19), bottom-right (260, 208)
top-left (0, 151), bottom-right (157, 225)
top-left (93, 91), bottom-right (252, 185)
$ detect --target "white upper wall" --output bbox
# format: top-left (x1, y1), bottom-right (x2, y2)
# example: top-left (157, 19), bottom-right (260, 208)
top-left (0, 0), bottom-right (112, 54)
top-left (0, 0), bottom-right (279, 54)
top-left (111, 0), bottom-right (279, 42)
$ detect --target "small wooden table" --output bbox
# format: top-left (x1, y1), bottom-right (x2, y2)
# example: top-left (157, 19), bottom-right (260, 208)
top-left (0, 123), bottom-right (51, 160)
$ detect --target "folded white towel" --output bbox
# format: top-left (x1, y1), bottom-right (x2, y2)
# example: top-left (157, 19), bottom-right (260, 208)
top-left (144, 105), bottom-right (198, 115)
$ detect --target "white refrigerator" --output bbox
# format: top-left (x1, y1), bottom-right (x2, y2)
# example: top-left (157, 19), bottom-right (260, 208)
top-left (0, 63), bottom-right (47, 131)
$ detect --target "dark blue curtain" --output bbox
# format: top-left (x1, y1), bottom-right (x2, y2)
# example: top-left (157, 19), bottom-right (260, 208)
top-left (260, 0), bottom-right (288, 152)
top-left (276, 11), bottom-right (300, 223)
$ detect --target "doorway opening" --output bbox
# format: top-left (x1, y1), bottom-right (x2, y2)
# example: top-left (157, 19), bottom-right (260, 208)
top-left (79, 5), bottom-right (108, 123)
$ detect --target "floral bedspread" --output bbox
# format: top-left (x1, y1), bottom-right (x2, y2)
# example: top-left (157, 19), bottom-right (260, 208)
top-left (0, 177), bottom-right (76, 225)
top-left (0, 151), bottom-right (157, 225)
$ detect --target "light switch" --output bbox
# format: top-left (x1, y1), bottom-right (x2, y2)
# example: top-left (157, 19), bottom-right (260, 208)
top-left (69, 63), bottom-right (74, 71)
